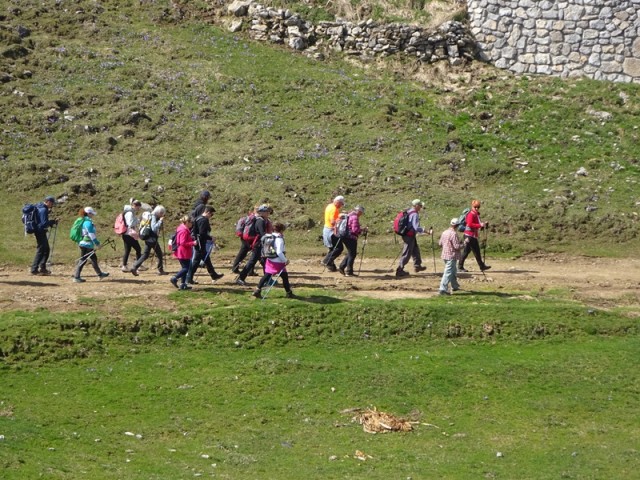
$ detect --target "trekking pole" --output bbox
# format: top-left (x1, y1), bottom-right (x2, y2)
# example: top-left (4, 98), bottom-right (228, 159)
top-left (388, 245), bottom-right (403, 272)
top-left (358, 231), bottom-right (368, 276)
top-left (429, 227), bottom-right (437, 274)
top-left (482, 226), bottom-right (488, 266)
top-left (322, 237), bottom-right (342, 273)
top-left (47, 225), bottom-right (58, 268)
top-left (262, 270), bottom-right (283, 300)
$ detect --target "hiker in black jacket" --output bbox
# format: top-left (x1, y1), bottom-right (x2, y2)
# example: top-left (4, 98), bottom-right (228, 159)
top-left (191, 190), bottom-right (211, 219)
top-left (186, 205), bottom-right (224, 284)
top-left (235, 204), bottom-right (273, 286)
top-left (30, 195), bottom-right (58, 275)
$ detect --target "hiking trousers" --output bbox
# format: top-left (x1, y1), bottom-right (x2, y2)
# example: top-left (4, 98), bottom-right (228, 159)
top-left (439, 258), bottom-right (460, 293)
top-left (75, 247), bottom-right (101, 278)
top-left (121, 234), bottom-right (141, 266)
top-left (323, 235), bottom-right (344, 267)
top-left (338, 237), bottom-right (358, 273)
top-left (31, 230), bottom-right (50, 272)
top-left (459, 236), bottom-right (485, 269)
top-left (398, 235), bottom-right (422, 270)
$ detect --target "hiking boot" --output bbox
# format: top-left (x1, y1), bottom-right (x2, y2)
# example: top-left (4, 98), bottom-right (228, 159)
top-left (170, 277), bottom-right (179, 289)
top-left (98, 272), bottom-right (110, 279)
top-left (30, 270), bottom-right (39, 275)
top-left (338, 267), bottom-right (346, 276)
top-left (458, 266), bottom-right (468, 273)
top-left (248, 270), bottom-right (259, 277)
top-left (345, 271), bottom-right (356, 277)
top-left (480, 265), bottom-right (491, 271)
top-left (439, 290), bottom-right (451, 296)
top-left (157, 269), bottom-right (168, 276)
top-left (179, 284), bottom-right (192, 290)
top-left (130, 269), bottom-right (139, 276)
top-left (252, 289), bottom-right (262, 299)
top-left (188, 279), bottom-right (198, 285)
top-left (212, 272), bottom-right (224, 281)
top-left (326, 264), bottom-right (337, 272)
top-left (73, 277), bottom-right (85, 283)
top-left (285, 291), bottom-right (295, 299)
top-left (414, 265), bottom-right (427, 273)
top-left (231, 266), bottom-right (240, 274)
top-left (395, 268), bottom-right (409, 277)
top-left (235, 277), bottom-right (248, 287)
top-left (120, 265), bottom-right (129, 272)
top-left (137, 265), bottom-right (149, 271)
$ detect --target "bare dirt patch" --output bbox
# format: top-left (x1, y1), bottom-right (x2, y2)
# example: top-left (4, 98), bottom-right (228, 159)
top-left (0, 254), bottom-right (638, 314)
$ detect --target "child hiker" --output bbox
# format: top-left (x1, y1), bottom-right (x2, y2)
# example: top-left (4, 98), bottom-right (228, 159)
top-left (252, 222), bottom-right (295, 299)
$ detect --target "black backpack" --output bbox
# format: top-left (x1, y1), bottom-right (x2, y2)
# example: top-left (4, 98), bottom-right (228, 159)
top-left (168, 232), bottom-right (179, 253)
top-left (22, 204), bottom-right (38, 234)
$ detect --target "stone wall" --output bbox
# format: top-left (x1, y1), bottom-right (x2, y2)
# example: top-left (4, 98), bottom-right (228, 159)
top-left (467, 0), bottom-right (640, 83)
top-left (226, 1), bottom-right (479, 65)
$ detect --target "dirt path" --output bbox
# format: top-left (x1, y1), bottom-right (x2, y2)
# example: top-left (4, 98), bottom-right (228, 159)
top-left (1, 254), bottom-right (638, 314)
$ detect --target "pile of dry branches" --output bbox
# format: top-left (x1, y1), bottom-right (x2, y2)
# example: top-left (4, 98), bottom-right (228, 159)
top-left (349, 407), bottom-right (413, 434)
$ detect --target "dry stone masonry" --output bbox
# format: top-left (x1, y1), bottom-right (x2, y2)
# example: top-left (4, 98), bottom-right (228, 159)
top-left (467, 0), bottom-right (640, 83)
top-left (226, 0), bottom-right (479, 65)
top-left (225, 0), bottom-right (640, 83)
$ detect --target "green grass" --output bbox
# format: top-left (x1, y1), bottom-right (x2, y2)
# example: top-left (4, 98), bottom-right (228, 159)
top-left (1, 0), bottom-right (639, 268)
top-left (2, 336), bottom-right (639, 479)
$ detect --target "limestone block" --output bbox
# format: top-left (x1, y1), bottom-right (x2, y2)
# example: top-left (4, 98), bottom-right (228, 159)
top-left (601, 61), bottom-right (622, 73)
top-left (565, 6), bottom-right (584, 21)
top-left (623, 57), bottom-right (640, 77)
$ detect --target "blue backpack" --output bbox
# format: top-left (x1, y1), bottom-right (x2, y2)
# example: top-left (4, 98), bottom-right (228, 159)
top-left (457, 208), bottom-right (470, 232)
top-left (22, 204), bottom-right (37, 234)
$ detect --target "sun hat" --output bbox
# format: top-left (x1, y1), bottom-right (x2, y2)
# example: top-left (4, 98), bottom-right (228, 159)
top-left (84, 207), bottom-right (97, 216)
top-left (450, 217), bottom-right (460, 226)
top-left (412, 199), bottom-right (424, 207)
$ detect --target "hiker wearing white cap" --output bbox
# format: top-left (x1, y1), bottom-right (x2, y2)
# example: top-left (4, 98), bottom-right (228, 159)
top-left (73, 207), bottom-right (109, 283)
top-left (396, 199), bottom-right (430, 277)
top-left (438, 218), bottom-right (463, 295)
top-left (321, 195), bottom-right (345, 271)
top-left (29, 195), bottom-right (58, 275)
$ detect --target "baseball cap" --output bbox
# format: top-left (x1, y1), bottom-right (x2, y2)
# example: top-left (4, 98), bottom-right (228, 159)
top-left (84, 207), bottom-right (97, 216)
top-left (257, 204), bottom-right (270, 213)
top-left (44, 195), bottom-right (56, 204)
top-left (412, 199), bottom-right (424, 207)
top-left (450, 217), bottom-right (460, 226)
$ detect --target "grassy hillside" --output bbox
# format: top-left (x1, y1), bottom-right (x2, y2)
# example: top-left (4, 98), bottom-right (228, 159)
top-left (1, 0), bottom-right (639, 266)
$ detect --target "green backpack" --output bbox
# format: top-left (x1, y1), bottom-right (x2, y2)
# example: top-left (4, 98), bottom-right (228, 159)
top-left (70, 217), bottom-right (84, 243)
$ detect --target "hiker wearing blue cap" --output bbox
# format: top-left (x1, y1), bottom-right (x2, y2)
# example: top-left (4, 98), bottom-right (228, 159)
top-left (29, 195), bottom-right (58, 275)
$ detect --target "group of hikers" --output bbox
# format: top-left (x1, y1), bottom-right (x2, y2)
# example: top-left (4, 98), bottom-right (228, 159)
top-left (24, 191), bottom-right (490, 297)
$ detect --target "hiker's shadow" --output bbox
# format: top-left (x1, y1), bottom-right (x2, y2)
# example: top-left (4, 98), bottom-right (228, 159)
top-left (0, 280), bottom-right (57, 287)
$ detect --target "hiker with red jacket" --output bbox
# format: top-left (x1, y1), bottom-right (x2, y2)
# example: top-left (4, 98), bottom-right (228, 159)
top-left (170, 215), bottom-right (197, 290)
top-left (396, 199), bottom-right (430, 277)
top-left (30, 195), bottom-right (58, 275)
top-left (337, 205), bottom-right (367, 277)
top-left (458, 199), bottom-right (491, 272)
top-left (235, 204), bottom-right (273, 286)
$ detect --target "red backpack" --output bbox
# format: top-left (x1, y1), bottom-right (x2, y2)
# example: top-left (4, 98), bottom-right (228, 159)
top-left (393, 209), bottom-right (414, 236)
top-left (113, 212), bottom-right (127, 235)
top-left (241, 214), bottom-right (258, 242)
